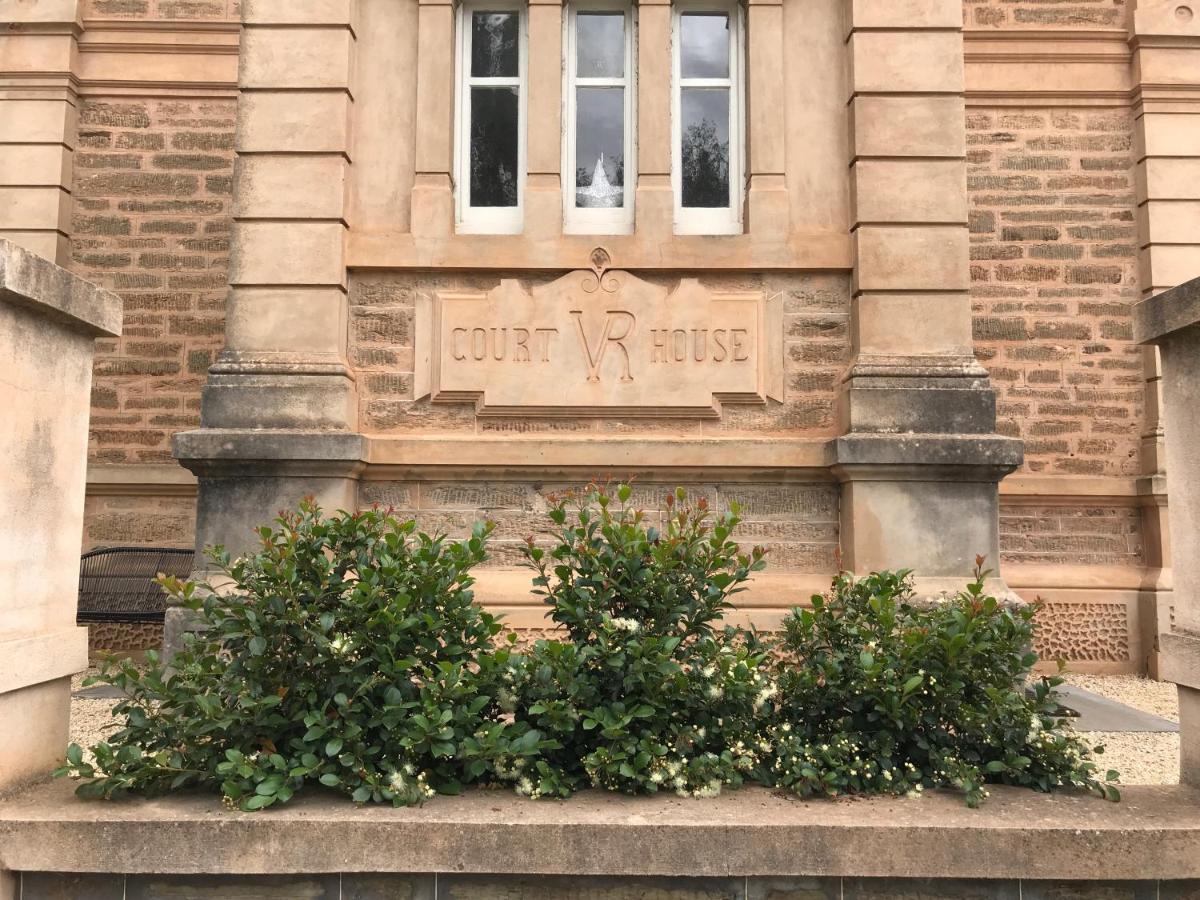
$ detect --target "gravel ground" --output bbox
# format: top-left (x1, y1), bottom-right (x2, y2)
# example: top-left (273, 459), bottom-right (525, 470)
top-left (66, 672), bottom-right (1183, 785)
top-left (1058, 673), bottom-right (1180, 786)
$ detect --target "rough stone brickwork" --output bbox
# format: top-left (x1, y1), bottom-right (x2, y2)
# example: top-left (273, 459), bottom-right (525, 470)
top-left (349, 273), bottom-right (851, 437)
top-left (967, 108), bottom-right (1143, 478)
top-left (72, 97), bottom-right (235, 466)
top-left (81, 0), bottom-right (239, 18)
top-left (82, 495), bottom-right (197, 549)
top-left (962, 0), bottom-right (1130, 28)
top-left (358, 481), bottom-right (840, 572)
top-left (999, 503), bottom-right (1144, 567)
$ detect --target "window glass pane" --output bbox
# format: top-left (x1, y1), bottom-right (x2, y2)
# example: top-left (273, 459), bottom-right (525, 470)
top-left (575, 87), bottom-right (624, 208)
top-left (680, 87), bottom-right (729, 208)
top-left (576, 12), bottom-right (624, 78)
top-left (471, 11), bottom-right (519, 77)
top-left (679, 12), bottom-right (729, 79)
top-left (470, 86), bottom-right (520, 207)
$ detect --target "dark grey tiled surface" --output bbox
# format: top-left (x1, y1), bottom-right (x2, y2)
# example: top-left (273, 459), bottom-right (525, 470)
top-left (19, 874), bottom-right (1200, 899)
top-left (124, 873), bottom-right (341, 898)
top-left (1021, 882), bottom-right (1158, 900)
top-left (19, 873), bottom-right (124, 900)
top-left (438, 874), bottom-right (746, 898)
top-left (843, 879), bottom-right (1021, 899)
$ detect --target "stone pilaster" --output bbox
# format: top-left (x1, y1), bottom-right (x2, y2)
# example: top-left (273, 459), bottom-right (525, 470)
top-left (1131, 0), bottom-right (1200, 674)
top-left (835, 0), bottom-right (1022, 595)
top-left (526, 0), bottom-right (564, 240)
top-left (1135, 277), bottom-right (1200, 786)
top-left (410, 0), bottom-right (457, 238)
top-left (171, 0), bottom-right (365, 622)
top-left (746, 0), bottom-right (789, 240)
top-left (634, 0), bottom-right (672, 239)
top-left (0, 0), bottom-right (79, 265)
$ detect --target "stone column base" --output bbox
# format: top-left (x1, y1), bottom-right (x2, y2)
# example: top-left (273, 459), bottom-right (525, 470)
top-left (166, 429), bottom-right (367, 658)
top-left (829, 434), bottom-right (1024, 603)
top-left (1160, 631), bottom-right (1200, 785)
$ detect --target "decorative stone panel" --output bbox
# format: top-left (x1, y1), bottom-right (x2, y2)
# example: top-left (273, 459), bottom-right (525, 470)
top-left (1033, 601), bottom-right (1130, 663)
top-left (350, 272), bottom-right (850, 436)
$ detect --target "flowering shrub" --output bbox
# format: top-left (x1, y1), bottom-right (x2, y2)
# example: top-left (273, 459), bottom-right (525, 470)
top-left (57, 501), bottom-right (544, 809)
top-left (56, 492), bottom-right (1119, 810)
top-left (498, 485), bottom-right (772, 798)
top-left (763, 564), bottom-right (1119, 807)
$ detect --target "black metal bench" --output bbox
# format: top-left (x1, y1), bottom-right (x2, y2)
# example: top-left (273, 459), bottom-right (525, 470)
top-left (76, 547), bottom-right (195, 624)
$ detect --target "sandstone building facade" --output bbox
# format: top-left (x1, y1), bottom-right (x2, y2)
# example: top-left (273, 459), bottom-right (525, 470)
top-left (2, 0), bottom-right (1196, 673)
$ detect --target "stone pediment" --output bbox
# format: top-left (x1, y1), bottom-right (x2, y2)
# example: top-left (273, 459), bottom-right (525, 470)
top-left (414, 255), bottom-right (783, 418)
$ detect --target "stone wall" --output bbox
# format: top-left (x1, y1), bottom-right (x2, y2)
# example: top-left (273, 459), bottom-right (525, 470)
top-left (358, 480), bottom-right (840, 573)
top-left (74, 96), bottom-right (234, 467)
top-left (49, 0), bottom-right (1177, 673)
top-left (967, 108), bottom-right (1142, 479)
top-left (963, 0), bottom-right (1130, 28)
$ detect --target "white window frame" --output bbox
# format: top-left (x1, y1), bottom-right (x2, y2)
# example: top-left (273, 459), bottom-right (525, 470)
top-left (671, 0), bottom-right (745, 236)
top-left (455, 0), bottom-right (528, 235)
top-left (562, 1), bottom-right (637, 235)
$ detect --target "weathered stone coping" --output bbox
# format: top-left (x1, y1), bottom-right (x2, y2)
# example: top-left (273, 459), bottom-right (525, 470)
top-left (3, 781), bottom-right (1200, 880)
top-left (1134, 275), bottom-right (1200, 344)
top-left (0, 239), bottom-right (121, 338)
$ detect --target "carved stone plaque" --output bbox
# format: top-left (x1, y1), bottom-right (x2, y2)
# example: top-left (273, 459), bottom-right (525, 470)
top-left (415, 261), bottom-right (783, 418)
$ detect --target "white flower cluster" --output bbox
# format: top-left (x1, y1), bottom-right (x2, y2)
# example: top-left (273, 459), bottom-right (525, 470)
top-left (608, 617), bottom-right (641, 633)
top-left (387, 763), bottom-right (435, 801)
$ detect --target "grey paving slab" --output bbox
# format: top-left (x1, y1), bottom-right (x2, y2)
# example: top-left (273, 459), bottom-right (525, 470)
top-left (71, 685), bottom-right (126, 700)
top-left (1055, 685), bottom-right (1179, 733)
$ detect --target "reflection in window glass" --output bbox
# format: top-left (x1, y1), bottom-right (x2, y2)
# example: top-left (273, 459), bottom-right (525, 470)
top-left (680, 12), bottom-right (729, 79)
top-left (471, 12), bottom-right (519, 77)
top-left (575, 87), bottom-right (625, 209)
top-left (576, 12), bottom-right (624, 77)
top-left (470, 86), bottom-right (520, 207)
top-left (680, 88), bottom-right (729, 208)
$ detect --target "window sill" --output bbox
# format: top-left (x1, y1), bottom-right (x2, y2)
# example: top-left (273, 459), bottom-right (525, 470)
top-left (348, 230), bottom-right (853, 271)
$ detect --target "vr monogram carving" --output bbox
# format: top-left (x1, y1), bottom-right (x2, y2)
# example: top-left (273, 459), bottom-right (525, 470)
top-left (415, 268), bottom-right (783, 417)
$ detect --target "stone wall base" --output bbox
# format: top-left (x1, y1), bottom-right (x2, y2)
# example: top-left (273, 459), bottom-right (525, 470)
top-left (3, 782), bottom-right (1200, 897)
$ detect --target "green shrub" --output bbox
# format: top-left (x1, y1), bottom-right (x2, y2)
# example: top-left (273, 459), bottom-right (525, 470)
top-left (764, 564), bottom-right (1119, 807)
top-left (499, 484), bottom-right (772, 798)
top-left (57, 501), bottom-right (543, 809)
top-left (57, 490), bottom-right (1119, 811)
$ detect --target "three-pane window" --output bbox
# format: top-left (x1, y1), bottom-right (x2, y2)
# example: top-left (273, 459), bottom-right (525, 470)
top-left (454, 0), bottom-right (742, 235)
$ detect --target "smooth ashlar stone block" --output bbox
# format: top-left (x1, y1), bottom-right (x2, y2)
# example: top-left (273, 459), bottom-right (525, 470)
top-left (235, 155), bottom-right (348, 220)
top-left (239, 27), bottom-right (354, 90)
top-left (849, 31), bottom-right (964, 94)
top-left (237, 91), bottom-right (352, 154)
top-left (851, 160), bottom-right (967, 225)
top-left (848, 0), bottom-right (961, 30)
top-left (850, 96), bottom-right (966, 159)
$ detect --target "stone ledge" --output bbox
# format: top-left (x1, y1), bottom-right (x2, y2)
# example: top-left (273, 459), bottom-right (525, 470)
top-left (0, 239), bottom-right (121, 338)
top-left (1135, 276), bottom-right (1200, 344)
top-left (0, 629), bottom-right (88, 696)
top-left (3, 782), bottom-right (1200, 880)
